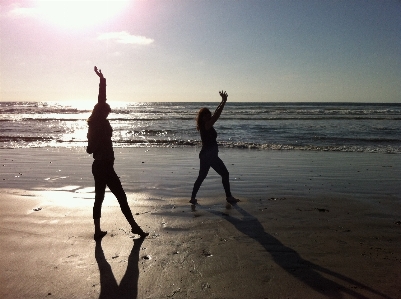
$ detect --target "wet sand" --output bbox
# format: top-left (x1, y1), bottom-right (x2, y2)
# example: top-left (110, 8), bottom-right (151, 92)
top-left (0, 147), bottom-right (400, 298)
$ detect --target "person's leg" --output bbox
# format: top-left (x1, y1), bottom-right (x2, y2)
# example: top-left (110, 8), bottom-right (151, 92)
top-left (92, 160), bottom-right (108, 239)
top-left (93, 181), bottom-right (106, 221)
top-left (191, 157), bottom-right (211, 201)
top-left (209, 156), bottom-right (232, 198)
top-left (104, 164), bottom-right (133, 220)
top-left (105, 163), bottom-right (148, 237)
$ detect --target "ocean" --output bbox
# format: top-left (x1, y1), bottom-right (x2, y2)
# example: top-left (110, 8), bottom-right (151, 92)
top-left (0, 101), bottom-right (400, 154)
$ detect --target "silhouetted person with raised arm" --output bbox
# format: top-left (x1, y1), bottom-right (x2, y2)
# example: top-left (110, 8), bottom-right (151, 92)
top-left (190, 91), bottom-right (239, 206)
top-left (87, 66), bottom-right (148, 240)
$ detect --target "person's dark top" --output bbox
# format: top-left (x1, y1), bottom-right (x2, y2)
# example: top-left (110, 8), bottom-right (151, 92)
top-left (87, 119), bottom-right (114, 161)
top-left (200, 126), bottom-right (218, 151)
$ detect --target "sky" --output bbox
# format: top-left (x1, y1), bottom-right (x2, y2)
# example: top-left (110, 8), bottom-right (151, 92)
top-left (1, 0), bottom-right (400, 103)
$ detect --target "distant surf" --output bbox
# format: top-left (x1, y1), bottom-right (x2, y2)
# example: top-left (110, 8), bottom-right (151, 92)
top-left (0, 101), bottom-right (400, 153)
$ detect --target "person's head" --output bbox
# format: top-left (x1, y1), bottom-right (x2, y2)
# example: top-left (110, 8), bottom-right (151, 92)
top-left (196, 107), bottom-right (211, 131)
top-left (87, 102), bottom-right (111, 122)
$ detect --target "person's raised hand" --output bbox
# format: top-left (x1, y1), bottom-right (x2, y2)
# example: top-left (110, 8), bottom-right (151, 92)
top-left (94, 66), bottom-right (103, 78)
top-left (219, 90), bottom-right (228, 102)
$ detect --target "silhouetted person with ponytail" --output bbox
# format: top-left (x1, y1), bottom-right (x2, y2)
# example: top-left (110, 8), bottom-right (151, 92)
top-left (190, 91), bottom-right (239, 207)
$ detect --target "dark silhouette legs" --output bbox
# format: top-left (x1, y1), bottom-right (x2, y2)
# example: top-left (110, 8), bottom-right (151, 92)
top-left (192, 152), bottom-right (232, 199)
top-left (92, 160), bottom-right (148, 238)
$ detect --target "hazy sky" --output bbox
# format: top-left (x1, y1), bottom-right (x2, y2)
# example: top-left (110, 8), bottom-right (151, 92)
top-left (1, 0), bottom-right (400, 103)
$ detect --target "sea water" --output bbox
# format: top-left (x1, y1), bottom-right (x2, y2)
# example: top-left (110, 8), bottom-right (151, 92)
top-left (0, 102), bottom-right (400, 153)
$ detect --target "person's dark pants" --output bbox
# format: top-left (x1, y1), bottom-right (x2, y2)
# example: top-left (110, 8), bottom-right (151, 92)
top-left (191, 146), bottom-right (232, 199)
top-left (92, 159), bottom-right (133, 220)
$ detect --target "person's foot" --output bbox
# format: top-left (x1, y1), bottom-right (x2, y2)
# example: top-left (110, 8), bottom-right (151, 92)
top-left (189, 198), bottom-right (198, 205)
top-left (131, 223), bottom-right (149, 238)
top-left (94, 231), bottom-right (107, 240)
top-left (226, 196), bottom-right (240, 204)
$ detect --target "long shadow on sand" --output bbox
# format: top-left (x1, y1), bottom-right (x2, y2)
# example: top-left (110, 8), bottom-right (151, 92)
top-left (204, 204), bottom-right (392, 299)
top-left (95, 238), bottom-right (144, 299)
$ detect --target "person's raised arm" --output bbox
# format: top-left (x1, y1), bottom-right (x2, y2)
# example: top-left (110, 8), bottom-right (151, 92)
top-left (94, 66), bottom-right (107, 103)
top-left (204, 90), bottom-right (228, 130)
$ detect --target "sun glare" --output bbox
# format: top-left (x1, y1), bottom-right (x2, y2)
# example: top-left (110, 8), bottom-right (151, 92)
top-left (36, 0), bottom-right (129, 29)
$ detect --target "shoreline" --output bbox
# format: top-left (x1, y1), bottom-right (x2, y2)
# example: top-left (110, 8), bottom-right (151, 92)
top-left (1, 147), bottom-right (400, 200)
top-left (0, 147), bottom-right (400, 298)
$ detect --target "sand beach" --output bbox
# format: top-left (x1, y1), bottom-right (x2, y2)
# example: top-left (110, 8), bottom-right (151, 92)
top-left (0, 147), bottom-right (400, 299)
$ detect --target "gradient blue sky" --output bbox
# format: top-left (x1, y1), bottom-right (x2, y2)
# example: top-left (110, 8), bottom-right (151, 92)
top-left (1, 0), bottom-right (400, 102)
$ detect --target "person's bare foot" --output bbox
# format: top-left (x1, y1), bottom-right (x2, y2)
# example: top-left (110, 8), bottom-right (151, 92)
top-left (131, 223), bottom-right (149, 238)
top-left (226, 196), bottom-right (240, 204)
top-left (94, 231), bottom-right (107, 240)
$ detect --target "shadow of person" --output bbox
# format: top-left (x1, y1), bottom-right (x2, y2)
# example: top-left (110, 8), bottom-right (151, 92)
top-left (95, 238), bottom-right (145, 299)
top-left (205, 204), bottom-right (392, 299)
